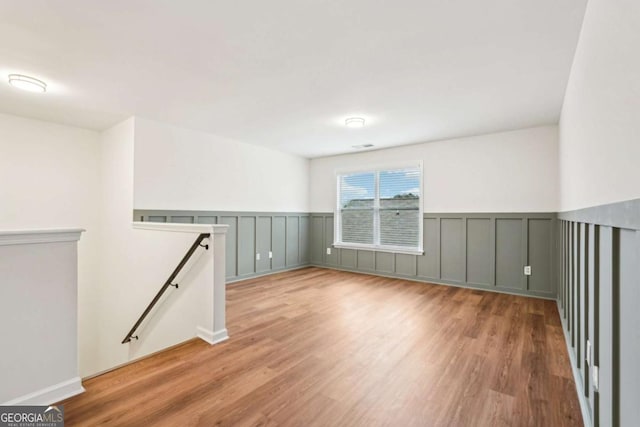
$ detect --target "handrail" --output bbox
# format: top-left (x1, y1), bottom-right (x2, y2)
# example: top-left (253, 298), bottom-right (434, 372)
top-left (121, 232), bottom-right (211, 344)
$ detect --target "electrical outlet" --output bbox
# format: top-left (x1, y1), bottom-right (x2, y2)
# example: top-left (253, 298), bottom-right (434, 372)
top-left (524, 265), bottom-right (532, 276)
top-left (326, 248), bottom-right (332, 255)
top-left (593, 365), bottom-right (599, 391)
top-left (256, 253), bottom-right (261, 261)
top-left (586, 340), bottom-right (592, 366)
top-left (269, 251), bottom-right (273, 259)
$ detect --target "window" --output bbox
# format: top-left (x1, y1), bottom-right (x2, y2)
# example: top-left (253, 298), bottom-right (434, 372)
top-left (335, 164), bottom-right (423, 254)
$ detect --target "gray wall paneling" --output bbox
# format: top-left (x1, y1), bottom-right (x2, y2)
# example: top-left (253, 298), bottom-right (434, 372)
top-left (286, 216), bottom-right (300, 267)
top-left (299, 216), bottom-right (310, 264)
top-left (357, 250), bottom-right (375, 271)
top-left (617, 229), bottom-right (640, 426)
top-left (417, 218), bottom-right (440, 279)
top-left (135, 210), bottom-right (310, 282)
top-left (256, 217), bottom-right (272, 273)
top-left (599, 226), bottom-right (613, 427)
top-left (495, 218), bottom-right (525, 290)
top-left (324, 217), bottom-right (339, 266)
top-left (440, 218), bottom-right (465, 283)
top-left (309, 212), bottom-right (557, 299)
top-left (528, 218), bottom-right (554, 294)
top-left (310, 216), bottom-right (324, 264)
top-left (220, 216), bottom-right (237, 279)
top-left (271, 216), bottom-right (286, 270)
top-left (238, 217), bottom-right (256, 277)
top-left (557, 198), bottom-right (640, 427)
top-left (466, 218), bottom-right (492, 286)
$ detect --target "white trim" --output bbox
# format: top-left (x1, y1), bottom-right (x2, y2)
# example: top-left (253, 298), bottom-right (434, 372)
top-left (333, 243), bottom-right (424, 256)
top-left (211, 329), bottom-right (229, 344)
top-left (2, 377), bottom-right (84, 405)
top-left (133, 222), bottom-right (228, 235)
top-left (197, 326), bottom-right (228, 345)
top-left (0, 228), bottom-right (84, 246)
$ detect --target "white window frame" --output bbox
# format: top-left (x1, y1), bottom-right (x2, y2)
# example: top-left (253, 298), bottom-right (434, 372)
top-left (334, 161), bottom-right (424, 255)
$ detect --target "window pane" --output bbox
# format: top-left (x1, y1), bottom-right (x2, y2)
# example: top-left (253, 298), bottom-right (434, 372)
top-left (379, 168), bottom-right (420, 247)
top-left (339, 172), bottom-right (375, 245)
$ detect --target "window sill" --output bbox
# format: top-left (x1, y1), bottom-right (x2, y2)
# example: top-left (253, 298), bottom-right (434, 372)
top-left (333, 243), bottom-right (424, 256)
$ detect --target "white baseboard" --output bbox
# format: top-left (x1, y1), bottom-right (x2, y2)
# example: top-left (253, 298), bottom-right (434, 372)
top-left (197, 327), bottom-right (229, 345)
top-left (2, 377), bottom-right (85, 405)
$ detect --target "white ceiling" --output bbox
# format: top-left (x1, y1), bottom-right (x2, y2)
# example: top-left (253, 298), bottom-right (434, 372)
top-left (0, 1), bottom-right (586, 158)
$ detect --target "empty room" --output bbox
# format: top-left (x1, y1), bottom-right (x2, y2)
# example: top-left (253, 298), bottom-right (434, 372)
top-left (1, 0), bottom-right (638, 426)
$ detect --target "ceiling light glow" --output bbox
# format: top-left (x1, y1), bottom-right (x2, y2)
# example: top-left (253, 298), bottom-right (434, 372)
top-left (8, 74), bottom-right (47, 93)
top-left (345, 117), bottom-right (365, 128)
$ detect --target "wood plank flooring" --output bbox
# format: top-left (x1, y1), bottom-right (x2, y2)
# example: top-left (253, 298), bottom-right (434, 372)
top-left (60, 267), bottom-right (583, 426)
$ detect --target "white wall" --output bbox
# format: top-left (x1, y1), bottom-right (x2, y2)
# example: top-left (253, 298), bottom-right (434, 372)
top-left (559, 0), bottom-right (640, 211)
top-left (91, 118), bottom-right (223, 377)
top-left (134, 117), bottom-right (310, 212)
top-left (0, 113), bottom-right (102, 381)
top-left (310, 126), bottom-right (559, 213)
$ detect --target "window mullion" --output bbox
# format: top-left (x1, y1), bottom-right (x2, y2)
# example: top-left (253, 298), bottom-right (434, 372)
top-left (374, 171), bottom-right (380, 246)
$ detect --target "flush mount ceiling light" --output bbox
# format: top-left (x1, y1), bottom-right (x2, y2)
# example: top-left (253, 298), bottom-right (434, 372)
top-left (345, 117), bottom-right (365, 128)
top-left (8, 74), bottom-right (47, 93)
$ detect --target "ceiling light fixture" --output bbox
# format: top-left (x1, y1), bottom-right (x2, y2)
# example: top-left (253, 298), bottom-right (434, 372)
top-left (345, 117), bottom-right (365, 128)
top-left (8, 74), bottom-right (47, 93)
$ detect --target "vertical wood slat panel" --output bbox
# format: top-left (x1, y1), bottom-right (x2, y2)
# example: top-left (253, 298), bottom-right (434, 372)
top-left (616, 228), bottom-right (640, 426)
top-left (579, 223), bottom-right (588, 387)
top-left (598, 226), bottom-right (614, 427)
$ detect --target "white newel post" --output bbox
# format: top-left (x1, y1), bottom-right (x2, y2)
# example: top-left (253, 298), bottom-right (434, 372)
top-left (211, 225), bottom-right (228, 344)
top-left (0, 229), bottom-right (85, 405)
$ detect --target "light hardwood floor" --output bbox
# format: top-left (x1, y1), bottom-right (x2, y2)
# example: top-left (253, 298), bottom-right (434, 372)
top-left (60, 267), bottom-right (583, 426)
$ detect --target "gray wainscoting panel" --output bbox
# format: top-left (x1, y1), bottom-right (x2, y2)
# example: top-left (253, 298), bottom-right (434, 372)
top-left (299, 216), bottom-right (310, 264)
top-left (617, 228), bottom-right (640, 426)
top-left (237, 217), bottom-right (256, 277)
top-left (220, 216), bottom-right (238, 279)
top-left (495, 218), bottom-right (524, 290)
top-left (340, 249), bottom-right (356, 268)
top-left (272, 216), bottom-right (287, 270)
top-left (324, 217), bottom-right (339, 266)
top-left (418, 218), bottom-right (439, 279)
top-left (311, 217), bottom-right (324, 264)
top-left (557, 197), bottom-right (640, 427)
top-left (528, 218), bottom-right (553, 293)
top-left (286, 216), bottom-right (300, 267)
top-left (440, 218), bottom-right (465, 282)
top-left (256, 216), bottom-right (272, 273)
top-left (586, 224), bottom-right (597, 421)
top-left (357, 250), bottom-right (375, 271)
top-left (579, 223), bottom-right (587, 378)
top-left (310, 212), bottom-right (557, 299)
top-left (466, 218), bottom-right (492, 286)
top-left (598, 226), bottom-right (613, 427)
top-left (135, 210), bottom-right (310, 282)
top-left (171, 216), bottom-right (194, 224)
top-left (395, 254), bottom-right (417, 277)
top-left (375, 252), bottom-right (394, 274)
top-left (197, 216), bottom-right (218, 224)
